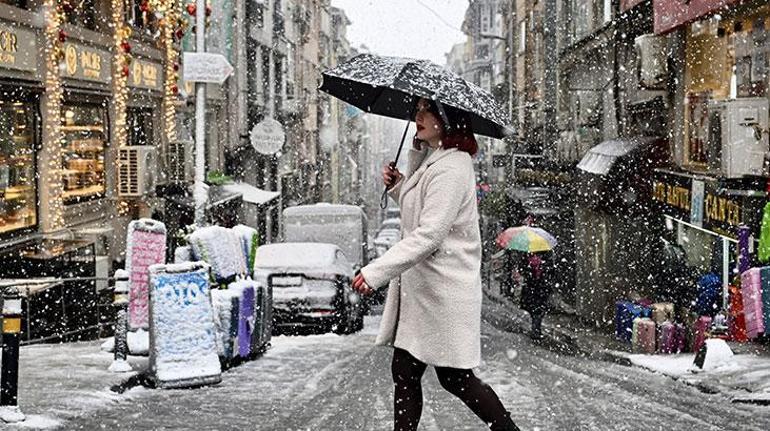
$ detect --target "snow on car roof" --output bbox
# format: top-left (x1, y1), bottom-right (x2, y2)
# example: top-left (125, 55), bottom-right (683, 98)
top-left (254, 242), bottom-right (351, 274)
top-left (283, 203), bottom-right (365, 217)
top-left (381, 218), bottom-right (400, 225)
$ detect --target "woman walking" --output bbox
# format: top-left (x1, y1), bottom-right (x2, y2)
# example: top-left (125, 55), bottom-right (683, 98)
top-left (352, 98), bottom-right (520, 431)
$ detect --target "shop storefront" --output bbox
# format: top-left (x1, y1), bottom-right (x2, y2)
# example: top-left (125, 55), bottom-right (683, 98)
top-left (60, 39), bottom-right (112, 211)
top-left (652, 169), bottom-right (765, 308)
top-left (0, 18), bottom-right (43, 242)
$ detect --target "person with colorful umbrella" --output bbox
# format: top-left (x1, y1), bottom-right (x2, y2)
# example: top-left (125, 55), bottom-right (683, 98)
top-left (497, 226), bottom-right (557, 341)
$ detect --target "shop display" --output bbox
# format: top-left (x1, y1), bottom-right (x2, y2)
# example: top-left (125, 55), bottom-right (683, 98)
top-left (741, 267), bottom-right (765, 338)
top-left (692, 315), bottom-right (713, 353)
top-left (615, 301), bottom-right (648, 343)
top-left (0, 99), bottom-right (37, 234)
top-left (651, 302), bottom-right (675, 324)
top-left (61, 104), bottom-right (108, 203)
top-left (657, 321), bottom-right (676, 354)
top-left (728, 284), bottom-right (749, 342)
top-left (632, 317), bottom-right (656, 354)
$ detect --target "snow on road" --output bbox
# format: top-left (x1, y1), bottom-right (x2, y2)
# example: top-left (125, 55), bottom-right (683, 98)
top-left (9, 300), bottom-right (770, 430)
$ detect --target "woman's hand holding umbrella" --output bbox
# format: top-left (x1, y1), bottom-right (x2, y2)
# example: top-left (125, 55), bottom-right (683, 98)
top-left (352, 272), bottom-right (373, 296)
top-left (382, 163), bottom-right (403, 188)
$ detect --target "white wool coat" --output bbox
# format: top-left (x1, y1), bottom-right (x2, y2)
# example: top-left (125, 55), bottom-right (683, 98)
top-left (360, 145), bottom-right (482, 369)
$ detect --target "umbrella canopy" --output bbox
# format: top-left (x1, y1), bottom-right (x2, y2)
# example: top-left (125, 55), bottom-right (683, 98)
top-left (496, 227), bottom-right (557, 253)
top-left (320, 54), bottom-right (512, 139)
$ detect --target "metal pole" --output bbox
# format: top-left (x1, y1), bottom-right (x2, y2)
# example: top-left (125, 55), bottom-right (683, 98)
top-left (722, 237), bottom-right (730, 312)
top-left (0, 288), bottom-right (24, 423)
top-left (193, 0), bottom-right (208, 227)
top-left (108, 270), bottom-right (131, 373)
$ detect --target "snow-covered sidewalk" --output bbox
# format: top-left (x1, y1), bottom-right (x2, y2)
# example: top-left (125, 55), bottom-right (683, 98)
top-left (627, 349), bottom-right (770, 403)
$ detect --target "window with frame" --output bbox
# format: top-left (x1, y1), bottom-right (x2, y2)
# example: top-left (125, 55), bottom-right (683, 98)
top-left (127, 107), bottom-right (155, 146)
top-left (0, 0), bottom-right (27, 8)
top-left (125, 0), bottom-right (159, 34)
top-left (63, 0), bottom-right (98, 31)
top-left (61, 102), bottom-right (108, 204)
top-left (0, 95), bottom-right (37, 235)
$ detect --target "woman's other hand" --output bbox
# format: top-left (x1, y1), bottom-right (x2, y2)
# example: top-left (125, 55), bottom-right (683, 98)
top-left (382, 162), bottom-right (403, 188)
top-left (352, 272), bottom-right (373, 296)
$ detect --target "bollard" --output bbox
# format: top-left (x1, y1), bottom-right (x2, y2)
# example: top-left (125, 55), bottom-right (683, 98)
top-left (0, 287), bottom-right (25, 423)
top-left (108, 270), bottom-right (132, 373)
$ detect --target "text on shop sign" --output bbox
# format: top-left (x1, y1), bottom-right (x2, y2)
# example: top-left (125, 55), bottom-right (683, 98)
top-left (653, 180), bottom-right (741, 226)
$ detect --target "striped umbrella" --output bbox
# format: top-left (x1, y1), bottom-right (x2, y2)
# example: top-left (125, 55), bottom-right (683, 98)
top-left (496, 226), bottom-right (557, 253)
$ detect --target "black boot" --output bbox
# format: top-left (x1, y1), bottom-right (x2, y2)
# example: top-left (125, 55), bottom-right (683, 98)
top-left (490, 412), bottom-right (521, 431)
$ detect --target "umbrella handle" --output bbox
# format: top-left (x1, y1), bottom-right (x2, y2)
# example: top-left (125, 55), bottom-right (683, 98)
top-left (380, 114), bottom-right (414, 209)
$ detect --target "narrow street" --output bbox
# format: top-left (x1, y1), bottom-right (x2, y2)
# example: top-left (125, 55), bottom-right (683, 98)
top-left (37, 297), bottom-right (769, 430)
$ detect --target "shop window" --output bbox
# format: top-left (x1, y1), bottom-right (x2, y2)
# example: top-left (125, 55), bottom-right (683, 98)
top-left (61, 103), bottom-right (108, 204)
top-left (127, 107), bottom-right (154, 146)
top-left (0, 0), bottom-right (28, 8)
top-left (0, 97), bottom-right (37, 235)
top-left (63, 0), bottom-right (98, 31)
top-left (125, 0), bottom-right (159, 35)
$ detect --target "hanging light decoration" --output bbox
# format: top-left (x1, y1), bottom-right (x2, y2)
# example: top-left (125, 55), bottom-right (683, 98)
top-left (42, 0), bottom-right (65, 230)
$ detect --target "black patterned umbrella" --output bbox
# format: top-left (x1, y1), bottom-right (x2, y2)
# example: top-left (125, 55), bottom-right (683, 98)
top-left (320, 54), bottom-right (512, 139)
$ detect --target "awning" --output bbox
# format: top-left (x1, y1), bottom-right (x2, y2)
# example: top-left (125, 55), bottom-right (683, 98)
top-left (577, 139), bottom-right (645, 175)
top-left (165, 185), bottom-right (242, 210)
top-left (221, 182), bottom-right (280, 206)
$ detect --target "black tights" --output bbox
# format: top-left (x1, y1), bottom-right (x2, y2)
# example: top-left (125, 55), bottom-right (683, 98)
top-left (391, 348), bottom-right (515, 431)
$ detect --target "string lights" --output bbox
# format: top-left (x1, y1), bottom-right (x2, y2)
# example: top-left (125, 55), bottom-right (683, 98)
top-left (42, 0), bottom-right (65, 230)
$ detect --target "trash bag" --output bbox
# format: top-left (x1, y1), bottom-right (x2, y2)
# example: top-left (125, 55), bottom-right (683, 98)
top-left (759, 202), bottom-right (770, 263)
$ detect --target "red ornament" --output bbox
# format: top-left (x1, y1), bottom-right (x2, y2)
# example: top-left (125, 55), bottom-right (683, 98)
top-left (205, 5), bottom-right (212, 16)
top-left (174, 28), bottom-right (184, 40)
top-left (62, 1), bottom-right (74, 13)
top-left (173, 63), bottom-right (179, 72)
top-left (139, 0), bottom-right (150, 12)
top-left (186, 3), bottom-right (196, 16)
top-left (58, 30), bottom-right (67, 43)
top-left (122, 66), bottom-right (130, 77)
top-left (171, 84), bottom-right (179, 94)
top-left (121, 41), bottom-right (132, 54)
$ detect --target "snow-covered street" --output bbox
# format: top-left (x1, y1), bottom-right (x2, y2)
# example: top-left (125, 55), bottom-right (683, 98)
top-left (7, 297), bottom-right (770, 430)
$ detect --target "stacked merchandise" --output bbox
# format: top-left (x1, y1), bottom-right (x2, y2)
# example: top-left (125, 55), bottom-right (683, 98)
top-left (615, 299), bottom-right (701, 355)
top-left (232, 225), bottom-right (259, 272)
top-left (148, 262), bottom-right (222, 388)
top-left (211, 288), bottom-right (240, 361)
top-left (188, 226), bottom-right (248, 282)
top-left (741, 267), bottom-right (769, 339)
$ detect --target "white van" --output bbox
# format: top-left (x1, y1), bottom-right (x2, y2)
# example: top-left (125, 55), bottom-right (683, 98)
top-left (282, 203), bottom-right (369, 271)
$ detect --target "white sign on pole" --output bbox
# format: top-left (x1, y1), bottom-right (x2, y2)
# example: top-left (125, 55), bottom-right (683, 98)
top-left (250, 117), bottom-right (285, 155)
top-left (182, 52), bottom-right (234, 84)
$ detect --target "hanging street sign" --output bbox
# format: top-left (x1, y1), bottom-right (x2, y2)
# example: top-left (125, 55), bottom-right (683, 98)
top-left (182, 52), bottom-right (233, 84)
top-left (250, 117), bottom-right (285, 155)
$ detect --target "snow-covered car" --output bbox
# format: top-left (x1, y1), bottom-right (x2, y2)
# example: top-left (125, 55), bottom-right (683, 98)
top-left (253, 242), bottom-right (365, 335)
top-left (373, 238), bottom-right (391, 258)
top-left (376, 228), bottom-right (401, 247)
top-left (384, 207), bottom-right (400, 220)
top-left (282, 203), bottom-right (369, 271)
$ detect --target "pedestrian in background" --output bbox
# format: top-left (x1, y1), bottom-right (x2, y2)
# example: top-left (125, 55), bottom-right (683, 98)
top-left (520, 252), bottom-right (553, 342)
top-left (352, 98), bottom-right (520, 431)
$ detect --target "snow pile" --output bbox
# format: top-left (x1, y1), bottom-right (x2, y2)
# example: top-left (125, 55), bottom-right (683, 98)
top-left (148, 262), bottom-right (221, 388)
top-left (211, 288), bottom-right (240, 359)
top-left (690, 339), bottom-right (735, 373)
top-left (188, 226), bottom-right (248, 281)
top-left (231, 224), bottom-right (259, 271)
top-left (100, 328), bottom-right (149, 355)
top-left (126, 219), bottom-right (167, 330)
top-left (174, 245), bottom-right (192, 263)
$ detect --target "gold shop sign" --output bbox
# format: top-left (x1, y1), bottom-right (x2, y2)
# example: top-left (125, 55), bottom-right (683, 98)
top-left (0, 23), bottom-right (37, 73)
top-left (62, 42), bottom-right (111, 84)
top-left (129, 58), bottom-right (162, 91)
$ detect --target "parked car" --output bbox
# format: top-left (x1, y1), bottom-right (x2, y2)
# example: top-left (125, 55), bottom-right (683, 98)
top-left (380, 217), bottom-right (401, 232)
top-left (253, 242), bottom-right (365, 335)
top-left (384, 207), bottom-right (401, 221)
top-left (282, 203), bottom-right (369, 271)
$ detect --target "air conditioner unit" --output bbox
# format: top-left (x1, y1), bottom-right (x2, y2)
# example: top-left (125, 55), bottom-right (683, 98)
top-left (118, 146), bottom-right (157, 197)
top-left (635, 34), bottom-right (668, 89)
top-left (167, 140), bottom-right (193, 183)
top-left (707, 98), bottom-right (769, 178)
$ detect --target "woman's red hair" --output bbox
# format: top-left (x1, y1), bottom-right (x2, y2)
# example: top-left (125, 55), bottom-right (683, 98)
top-left (425, 100), bottom-right (478, 156)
